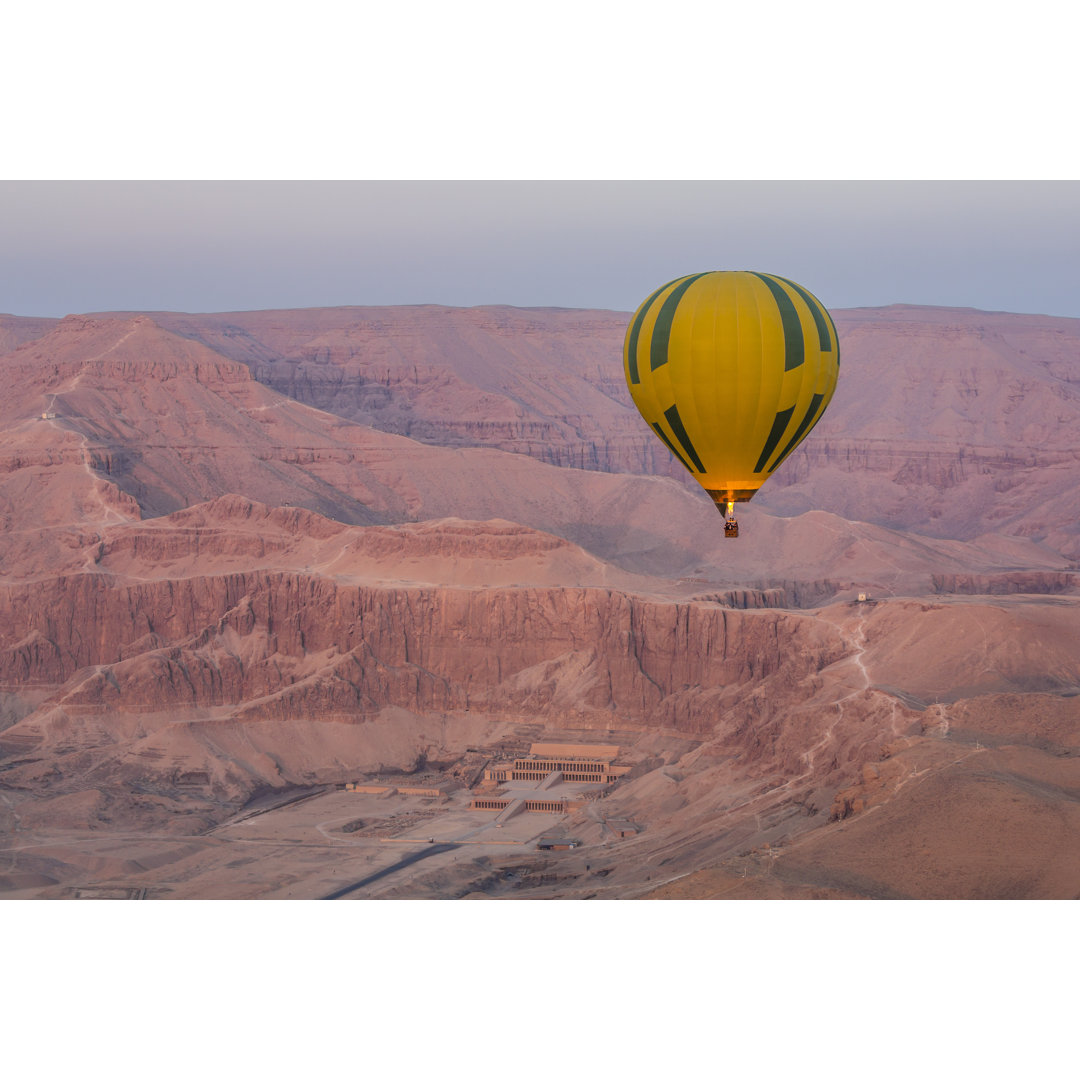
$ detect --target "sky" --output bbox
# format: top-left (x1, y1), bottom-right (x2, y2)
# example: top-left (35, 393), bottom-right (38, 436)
top-left (4, 4), bottom-right (1079, 322)
top-left (4, 179), bottom-right (1080, 319)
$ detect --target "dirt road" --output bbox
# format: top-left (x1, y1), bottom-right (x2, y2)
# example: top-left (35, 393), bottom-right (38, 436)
top-left (321, 842), bottom-right (457, 899)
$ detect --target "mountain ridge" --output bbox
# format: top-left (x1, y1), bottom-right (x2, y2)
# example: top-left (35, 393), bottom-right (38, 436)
top-left (2, 301), bottom-right (1079, 899)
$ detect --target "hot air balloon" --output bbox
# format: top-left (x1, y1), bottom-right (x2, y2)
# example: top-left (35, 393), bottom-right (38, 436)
top-left (623, 271), bottom-right (839, 538)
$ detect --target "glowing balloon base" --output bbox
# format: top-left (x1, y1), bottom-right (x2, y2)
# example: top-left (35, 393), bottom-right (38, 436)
top-left (722, 498), bottom-right (739, 539)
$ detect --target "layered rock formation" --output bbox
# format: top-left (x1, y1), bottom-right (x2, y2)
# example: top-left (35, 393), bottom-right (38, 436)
top-left (2, 302), bottom-right (1079, 899)
top-left (62, 302), bottom-right (1080, 554)
top-left (0, 313), bottom-right (60, 354)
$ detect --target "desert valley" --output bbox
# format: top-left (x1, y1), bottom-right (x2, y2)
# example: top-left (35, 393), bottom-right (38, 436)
top-left (2, 301), bottom-right (1079, 899)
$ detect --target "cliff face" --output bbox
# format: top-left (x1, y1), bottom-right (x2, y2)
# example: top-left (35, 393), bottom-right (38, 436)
top-left (3, 304), bottom-right (1080, 899)
top-left (0, 570), bottom-right (843, 733)
top-left (0, 316), bottom-right (380, 522)
top-left (110, 305), bottom-right (660, 472)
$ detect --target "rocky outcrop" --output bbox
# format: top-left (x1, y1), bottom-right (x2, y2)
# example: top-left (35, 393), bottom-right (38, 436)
top-left (0, 314), bottom-right (61, 356)
top-left (118, 305), bottom-right (687, 478)
top-left (692, 579), bottom-right (854, 610)
top-left (0, 314), bottom-right (256, 388)
top-left (930, 571), bottom-right (1075, 595)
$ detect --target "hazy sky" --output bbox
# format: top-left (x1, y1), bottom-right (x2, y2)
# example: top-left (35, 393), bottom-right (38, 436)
top-left (6, 5), bottom-right (1078, 323)
top-left (3, 180), bottom-right (1079, 320)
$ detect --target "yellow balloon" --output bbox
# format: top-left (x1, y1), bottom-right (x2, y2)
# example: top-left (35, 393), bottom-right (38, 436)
top-left (624, 271), bottom-right (839, 523)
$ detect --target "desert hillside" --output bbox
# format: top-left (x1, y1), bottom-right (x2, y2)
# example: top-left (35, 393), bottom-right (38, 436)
top-left (95, 302), bottom-right (1080, 552)
top-left (1, 303), bottom-right (1078, 900)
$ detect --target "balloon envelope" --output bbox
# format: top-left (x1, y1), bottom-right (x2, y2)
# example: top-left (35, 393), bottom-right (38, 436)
top-left (623, 270), bottom-right (839, 512)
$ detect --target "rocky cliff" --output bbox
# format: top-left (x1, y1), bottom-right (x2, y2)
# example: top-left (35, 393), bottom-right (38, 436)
top-left (3, 303), bottom-right (1080, 899)
top-left (12, 303), bottom-right (1080, 552)
top-left (0, 567), bottom-right (844, 734)
top-left (71, 303), bottom-right (1080, 552)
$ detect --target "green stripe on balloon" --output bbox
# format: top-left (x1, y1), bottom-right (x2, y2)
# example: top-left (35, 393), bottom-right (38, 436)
top-left (752, 273), bottom-right (804, 371)
top-left (625, 279), bottom-right (672, 385)
top-left (649, 272), bottom-right (710, 372)
top-left (766, 392), bottom-right (825, 473)
top-left (651, 421), bottom-right (693, 473)
top-left (664, 403), bottom-right (706, 472)
top-left (773, 275), bottom-right (833, 352)
top-left (754, 405), bottom-right (795, 473)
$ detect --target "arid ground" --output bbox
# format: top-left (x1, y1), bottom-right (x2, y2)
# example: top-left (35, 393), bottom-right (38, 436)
top-left (2, 303), bottom-right (1079, 898)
